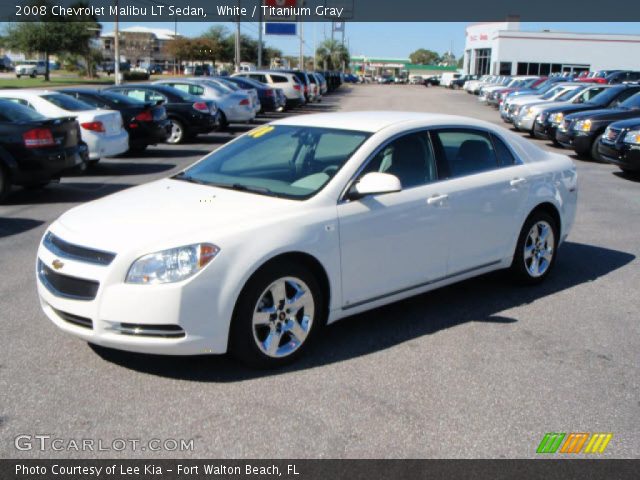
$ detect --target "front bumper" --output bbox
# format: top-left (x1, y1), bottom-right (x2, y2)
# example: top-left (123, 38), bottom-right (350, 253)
top-left (533, 121), bottom-right (559, 140)
top-left (36, 230), bottom-right (230, 355)
top-left (515, 115), bottom-right (536, 132)
top-left (598, 142), bottom-right (640, 171)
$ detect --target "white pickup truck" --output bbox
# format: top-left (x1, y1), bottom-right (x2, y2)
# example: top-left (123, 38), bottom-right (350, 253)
top-left (15, 61), bottom-right (47, 78)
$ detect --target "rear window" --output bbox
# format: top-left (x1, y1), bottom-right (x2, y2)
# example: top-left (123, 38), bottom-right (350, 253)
top-left (101, 91), bottom-right (145, 106)
top-left (42, 94), bottom-right (93, 111)
top-left (0, 100), bottom-right (46, 122)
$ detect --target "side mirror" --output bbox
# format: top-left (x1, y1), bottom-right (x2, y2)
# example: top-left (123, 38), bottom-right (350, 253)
top-left (348, 172), bottom-right (401, 199)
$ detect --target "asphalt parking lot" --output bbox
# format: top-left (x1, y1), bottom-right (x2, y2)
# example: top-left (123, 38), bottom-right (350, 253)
top-left (1, 84), bottom-right (638, 459)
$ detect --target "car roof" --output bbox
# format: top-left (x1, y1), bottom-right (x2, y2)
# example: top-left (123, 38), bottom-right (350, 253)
top-left (270, 111), bottom-right (502, 133)
top-left (0, 89), bottom-right (55, 97)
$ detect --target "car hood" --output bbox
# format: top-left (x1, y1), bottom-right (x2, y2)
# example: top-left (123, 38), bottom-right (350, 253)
top-left (566, 107), bottom-right (639, 122)
top-left (54, 178), bottom-right (296, 253)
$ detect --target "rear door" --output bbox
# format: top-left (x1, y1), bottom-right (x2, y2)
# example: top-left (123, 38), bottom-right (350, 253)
top-left (428, 128), bottom-right (530, 274)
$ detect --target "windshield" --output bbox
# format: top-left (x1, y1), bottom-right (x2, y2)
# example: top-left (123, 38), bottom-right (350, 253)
top-left (540, 86), bottom-right (563, 100)
top-left (177, 125), bottom-right (370, 199)
top-left (42, 93), bottom-right (93, 111)
top-left (556, 87), bottom-right (583, 102)
top-left (619, 92), bottom-right (640, 110)
top-left (0, 100), bottom-right (47, 121)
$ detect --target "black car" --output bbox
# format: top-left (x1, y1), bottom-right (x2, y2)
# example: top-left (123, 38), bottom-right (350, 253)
top-left (556, 92), bottom-right (640, 160)
top-left (0, 99), bottom-right (88, 201)
top-left (104, 85), bottom-right (218, 144)
top-left (224, 76), bottom-right (285, 113)
top-left (604, 71), bottom-right (640, 85)
top-left (60, 88), bottom-right (171, 153)
top-left (534, 85), bottom-right (640, 142)
top-left (597, 118), bottom-right (640, 173)
top-left (449, 75), bottom-right (477, 89)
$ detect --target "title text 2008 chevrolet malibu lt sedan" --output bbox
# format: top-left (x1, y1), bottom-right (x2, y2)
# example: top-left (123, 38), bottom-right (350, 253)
top-left (36, 112), bottom-right (578, 368)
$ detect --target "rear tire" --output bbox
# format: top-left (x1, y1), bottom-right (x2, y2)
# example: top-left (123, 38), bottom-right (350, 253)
top-left (218, 111), bottom-right (228, 130)
top-left (167, 118), bottom-right (186, 144)
top-left (229, 260), bottom-right (325, 369)
top-left (509, 211), bottom-right (559, 285)
top-left (0, 163), bottom-right (10, 203)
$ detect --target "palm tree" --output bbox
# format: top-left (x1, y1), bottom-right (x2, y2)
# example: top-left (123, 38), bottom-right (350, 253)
top-left (315, 39), bottom-right (350, 71)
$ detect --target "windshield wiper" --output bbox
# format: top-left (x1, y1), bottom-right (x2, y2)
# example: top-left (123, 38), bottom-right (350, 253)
top-left (172, 172), bottom-right (208, 185)
top-left (229, 183), bottom-right (277, 196)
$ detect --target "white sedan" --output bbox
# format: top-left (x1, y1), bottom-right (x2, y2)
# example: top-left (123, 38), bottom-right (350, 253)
top-left (36, 112), bottom-right (577, 368)
top-left (0, 90), bottom-right (129, 164)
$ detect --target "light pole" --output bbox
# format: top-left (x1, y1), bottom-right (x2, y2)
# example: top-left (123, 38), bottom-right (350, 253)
top-left (114, 0), bottom-right (120, 85)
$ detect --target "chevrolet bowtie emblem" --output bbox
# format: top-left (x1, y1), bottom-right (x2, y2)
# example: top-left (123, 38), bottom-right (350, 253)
top-left (52, 259), bottom-right (64, 270)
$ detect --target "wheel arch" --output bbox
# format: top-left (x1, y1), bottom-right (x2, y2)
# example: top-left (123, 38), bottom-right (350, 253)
top-left (229, 251), bottom-right (331, 329)
top-left (527, 201), bottom-right (562, 237)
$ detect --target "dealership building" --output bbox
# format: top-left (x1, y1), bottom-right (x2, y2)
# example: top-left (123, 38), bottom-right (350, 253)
top-left (463, 21), bottom-right (640, 76)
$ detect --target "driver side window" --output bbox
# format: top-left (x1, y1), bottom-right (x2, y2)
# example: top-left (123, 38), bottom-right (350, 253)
top-left (360, 131), bottom-right (437, 189)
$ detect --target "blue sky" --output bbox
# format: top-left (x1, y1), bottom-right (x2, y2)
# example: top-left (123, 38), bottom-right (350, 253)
top-left (101, 22), bottom-right (640, 59)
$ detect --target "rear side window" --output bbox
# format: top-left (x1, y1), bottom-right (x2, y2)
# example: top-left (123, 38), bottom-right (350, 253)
top-left (0, 100), bottom-right (46, 121)
top-left (491, 134), bottom-right (516, 167)
top-left (432, 129), bottom-right (499, 179)
top-left (250, 74), bottom-right (268, 83)
top-left (271, 75), bottom-right (288, 83)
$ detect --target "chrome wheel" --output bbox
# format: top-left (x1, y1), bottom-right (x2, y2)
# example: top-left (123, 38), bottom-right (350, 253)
top-left (167, 120), bottom-right (183, 144)
top-left (252, 277), bottom-right (315, 358)
top-left (524, 220), bottom-right (555, 278)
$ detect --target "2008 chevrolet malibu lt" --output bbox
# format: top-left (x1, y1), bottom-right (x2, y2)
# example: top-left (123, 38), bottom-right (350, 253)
top-left (36, 112), bottom-right (578, 368)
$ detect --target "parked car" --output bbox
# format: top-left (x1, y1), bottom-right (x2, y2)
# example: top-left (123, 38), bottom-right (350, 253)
top-left (440, 72), bottom-right (461, 88)
top-left (0, 99), bottom-right (88, 201)
top-left (207, 76), bottom-right (261, 116)
top-left (233, 71), bottom-right (306, 108)
top-left (423, 75), bottom-right (440, 86)
top-left (307, 72), bottom-right (323, 102)
top-left (503, 83), bottom-right (582, 123)
top-left (314, 72), bottom-right (328, 95)
top-left (575, 70), bottom-right (622, 84)
top-left (36, 112), bottom-right (577, 368)
top-left (224, 76), bottom-right (286, 113)
top-left (450, 75), bottom-right (478, 90)
top-left (597, 118), bottom-right (640, 173)
top-left (14, 60), bottom-right (46, 78)
top-left (513, 84), bottom-right (604, 134)
top-left (409, 75), bottom-right (424, 85)
top-left (533, 85), bottom-right (640, 142)
top-left (487, 77), bottom-right (547, 107)
top-left (101, 62), bottom-right (131, 75)
top-left (59, 88), bottom-right (171, 153)
top-left (556, 92), bottom-right (640, 160)
top-left (278, 70), bottom-right (315, 102)
top-left (0, 90), bottom-right (128, 165)
top-left (152, 78), bottom-right (253, 128)
top-left (105, 84), bottom-right (217, 144)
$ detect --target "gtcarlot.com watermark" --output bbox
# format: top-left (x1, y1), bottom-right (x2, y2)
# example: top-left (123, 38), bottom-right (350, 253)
top-left (15, 434), bottom-right (195, 452)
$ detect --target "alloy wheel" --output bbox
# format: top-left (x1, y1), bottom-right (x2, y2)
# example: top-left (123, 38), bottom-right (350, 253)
top-left (252, 277), bottom-right (315, 358)
top-left (524, 220), bottom-right (555, 278)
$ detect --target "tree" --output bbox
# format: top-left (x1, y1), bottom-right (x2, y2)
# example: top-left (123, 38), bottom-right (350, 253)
top-left (409, 48), bottom-right (440, 65)
top-left (315, 39), bottom-right (350, 71)
top-left (200, 25), bottom-right (232, 67)
top-left (1, 1), bottom-right (100, 80)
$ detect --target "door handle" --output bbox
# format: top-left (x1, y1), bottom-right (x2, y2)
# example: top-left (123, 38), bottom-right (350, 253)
top-left (510, 177), bottom-right (527, 187)
top-left (427, 194), bottom-right (449, 205)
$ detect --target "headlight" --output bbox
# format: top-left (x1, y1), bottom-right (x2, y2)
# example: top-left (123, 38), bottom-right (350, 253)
top-left (126, 243), bottom-right (220, 284)
top-left (573, 119), bottom-right (592, 132)
top-left (623, 130), bottom-right (640, 145)
top-left (550, 112), bottom-right (564, 125)
top-left (524, 107), bottom-right (536, 118)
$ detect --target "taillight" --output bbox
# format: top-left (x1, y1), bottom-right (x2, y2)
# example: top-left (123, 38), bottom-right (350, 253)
top-left (239, 98), bottom-right (250, 106)
top-left (192, 102), bottom-right (209, 112)
top-left (265, 89), bottom-right (274, 97)
top-left (23, 128), bottom-right (55, 148)
top-left (80, 121), bottom-right (105, 132)
top-left (135, 110), bottom-right (153, 122)
top-left (293, 84), bottom-right (301, 91)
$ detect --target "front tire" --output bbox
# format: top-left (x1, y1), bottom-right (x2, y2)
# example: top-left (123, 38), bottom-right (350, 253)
top-left (510, 211), bottom-right (559, 285)
top-left (591, 134), bottom-right (604, 162)
top-left (229, 260), bottom-right (325, 368)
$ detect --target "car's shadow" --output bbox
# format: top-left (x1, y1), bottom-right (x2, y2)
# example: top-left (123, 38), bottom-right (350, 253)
top-left (91, 241), bottom-right (635, 382)
top-left (0, 217), bottom-right (44, 238)
top-left (613, 171), bottom-right (640, 182)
